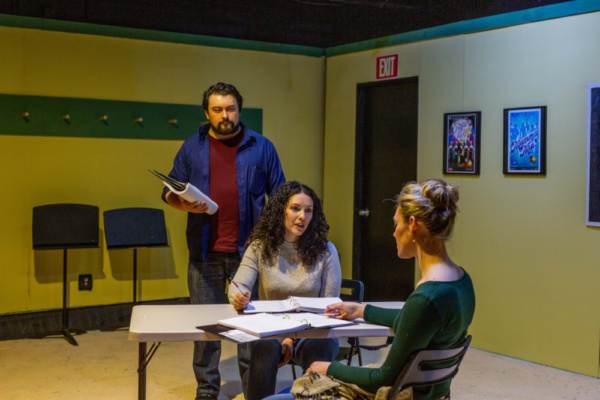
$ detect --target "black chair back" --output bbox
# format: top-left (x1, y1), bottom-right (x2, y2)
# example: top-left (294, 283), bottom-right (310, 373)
top-left (340, 278), bottom-right (364, 302)
top-left (387, 335), bottom-right (472, 400)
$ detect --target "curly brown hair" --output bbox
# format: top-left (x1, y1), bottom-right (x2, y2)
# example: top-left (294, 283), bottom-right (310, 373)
top-left (245, 181), bottom-right (330, 267)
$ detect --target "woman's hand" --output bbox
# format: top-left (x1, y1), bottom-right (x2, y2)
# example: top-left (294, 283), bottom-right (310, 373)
top-left (324, 302), bottom-right (366, 320)
top-left (232, 291), bottom-right (251, 310)
top-left (278, 338), bottom-right (294, 367)
top-left (306, 361), bottom-right (331, 375)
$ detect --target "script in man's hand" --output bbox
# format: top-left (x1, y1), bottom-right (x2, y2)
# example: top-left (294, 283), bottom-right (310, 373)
top-left (149, 169), bottom-right (218, 214)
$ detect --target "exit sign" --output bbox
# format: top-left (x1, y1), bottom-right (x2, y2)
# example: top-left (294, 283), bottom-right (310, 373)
top-left (376, 54), bottom-right (398, 80)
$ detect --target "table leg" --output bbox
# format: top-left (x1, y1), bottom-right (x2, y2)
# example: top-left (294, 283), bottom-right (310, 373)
top-left (138, 342), bottom-right (146, 400)
top-left (137, 342), bottom-right (161, 400)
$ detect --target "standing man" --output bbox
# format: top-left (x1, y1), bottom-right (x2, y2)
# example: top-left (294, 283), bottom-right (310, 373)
top-left (162, 82), bottom-right (285, 400)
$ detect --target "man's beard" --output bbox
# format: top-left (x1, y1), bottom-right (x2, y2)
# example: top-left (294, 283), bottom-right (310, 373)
top-left (211, 119), bottom-right (239, 136)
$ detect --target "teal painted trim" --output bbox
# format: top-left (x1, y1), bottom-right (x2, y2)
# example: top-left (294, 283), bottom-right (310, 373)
top-left (0, 94), bottom-right (262, 140)
top-left (0, 13), bottom-right (325, 57)
top-left (326, 0), bottom-right (600, 56)
top-left (0, 1), bottom-right (596, 58)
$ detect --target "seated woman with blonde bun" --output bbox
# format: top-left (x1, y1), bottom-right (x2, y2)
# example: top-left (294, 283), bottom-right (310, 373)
top-left (229, 181), bottom-right (341, 400)
top-left (264, 179), bottom-right (475, 400)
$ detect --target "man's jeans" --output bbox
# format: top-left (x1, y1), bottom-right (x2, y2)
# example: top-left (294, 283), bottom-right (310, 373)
top-left (188, 251), bottom-right (244, 399)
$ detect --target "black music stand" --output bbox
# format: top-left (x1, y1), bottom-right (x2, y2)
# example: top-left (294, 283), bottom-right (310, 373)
top-left (32, 203), bottom-right (99, 346)
top-left (103, 208), bottom-right (168, 305)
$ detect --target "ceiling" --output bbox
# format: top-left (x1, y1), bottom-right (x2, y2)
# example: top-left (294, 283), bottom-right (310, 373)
top-left (0, 0), bottom-right (572, 48)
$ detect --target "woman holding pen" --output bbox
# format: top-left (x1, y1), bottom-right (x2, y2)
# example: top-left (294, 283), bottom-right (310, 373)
top-left (228, 181), bottom-right (341, 400)
top-left (264, 179), bottom-right (475, 400)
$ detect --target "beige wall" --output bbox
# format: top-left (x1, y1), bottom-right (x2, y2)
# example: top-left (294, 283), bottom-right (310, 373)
top-left (323, 12), bottom-right (600, 377)
top-left (0, 27), bottom-right (325, 314)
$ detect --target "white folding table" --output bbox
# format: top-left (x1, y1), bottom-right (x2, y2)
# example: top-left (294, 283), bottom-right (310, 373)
top-left (128, 302), bottom-right (404, 400)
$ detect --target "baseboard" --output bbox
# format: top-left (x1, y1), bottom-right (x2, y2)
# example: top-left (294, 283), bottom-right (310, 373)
top-left (0, 298), bottom-right (190, 341)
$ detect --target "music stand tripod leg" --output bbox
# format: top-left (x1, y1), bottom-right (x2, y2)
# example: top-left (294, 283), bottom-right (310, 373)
top-left (60, 248), bottom-right (86, 346)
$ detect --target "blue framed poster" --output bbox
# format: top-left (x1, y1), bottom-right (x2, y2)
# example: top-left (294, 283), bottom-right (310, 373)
top-left (587, 84), bottom-right (600, 226)
top-left (503, 106), bottom-right (547, 174)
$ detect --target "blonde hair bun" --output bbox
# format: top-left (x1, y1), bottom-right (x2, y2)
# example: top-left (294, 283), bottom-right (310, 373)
top-left (397, 179), bottom-right (459, 240)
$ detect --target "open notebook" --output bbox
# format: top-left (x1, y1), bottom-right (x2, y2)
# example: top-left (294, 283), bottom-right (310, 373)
top-left (243, 296), bottom-right (342, 314)
top-left (215, 312), bottom-right (353, 338)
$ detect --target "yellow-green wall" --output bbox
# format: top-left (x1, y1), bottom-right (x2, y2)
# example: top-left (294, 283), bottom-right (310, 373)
top-left (0, 27), bottom-right (325, 314)
top-left (323, 12), bottom-right (600, 377)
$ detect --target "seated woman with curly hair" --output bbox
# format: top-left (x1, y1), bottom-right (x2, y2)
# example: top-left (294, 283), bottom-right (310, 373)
top-left (229, 181), bottom-right (341, 400)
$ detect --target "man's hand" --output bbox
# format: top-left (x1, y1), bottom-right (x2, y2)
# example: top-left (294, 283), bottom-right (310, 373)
top-left (165, 191), bottom-right (208, 213)
top-left (184, 199), bottom-right (209, 213)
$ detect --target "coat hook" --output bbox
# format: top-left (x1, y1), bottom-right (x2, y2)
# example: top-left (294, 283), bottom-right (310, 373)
top-left (62, 114), bottom-right (71, 124)
top-left (99, 115), bottom-right (108, 125)
top-left (134, 117), bottom-right (144, 128)
top-left (22, 112), bottom-right (30, 122)
top-left (168, 119), bottom-right (178, 124)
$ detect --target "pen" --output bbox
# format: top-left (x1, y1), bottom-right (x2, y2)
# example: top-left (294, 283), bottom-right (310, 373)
top-left (231, 280), bottom-right (253, 304)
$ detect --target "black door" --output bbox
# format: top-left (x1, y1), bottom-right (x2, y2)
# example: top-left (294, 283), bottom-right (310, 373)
top-left (353, 77), bottom-right (418, 301)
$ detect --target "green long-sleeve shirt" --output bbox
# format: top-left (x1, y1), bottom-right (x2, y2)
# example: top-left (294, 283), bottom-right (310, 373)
top-left (327, 269), bottom-right (475, 399)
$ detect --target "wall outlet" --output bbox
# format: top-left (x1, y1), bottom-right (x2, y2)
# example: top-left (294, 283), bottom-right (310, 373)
top-left (79, 274), bottom-right (93, 291)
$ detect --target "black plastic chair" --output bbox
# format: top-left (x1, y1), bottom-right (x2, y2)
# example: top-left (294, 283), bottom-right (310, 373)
top-left (335, 279), bottom-right (395, 366)
top-left (387, 335), bottom-right (472, 400)
top-left (334, 278), bottom-right (365, 366)
top-left (32, 203), bottom-right (99, 346)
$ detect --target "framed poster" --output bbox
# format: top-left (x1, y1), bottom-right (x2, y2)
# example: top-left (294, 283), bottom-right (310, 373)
top-left (443, 111), bottom-right (481, 175)
top-left (503, 106), bottom-right (547, 175)
top-left (587, 84), bottom-right (600, 226)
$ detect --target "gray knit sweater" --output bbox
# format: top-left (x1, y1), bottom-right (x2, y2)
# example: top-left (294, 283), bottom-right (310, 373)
top-left (228, 240), bottom-right (341, 303)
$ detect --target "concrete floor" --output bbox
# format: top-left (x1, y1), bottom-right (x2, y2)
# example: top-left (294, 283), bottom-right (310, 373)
top-left (1, 330), bottom-right (599, 399)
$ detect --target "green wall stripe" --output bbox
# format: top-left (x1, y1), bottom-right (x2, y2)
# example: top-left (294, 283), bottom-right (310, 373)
top-left (326, 0), bottom-right (600, 57)
top-left (0, 94), bottom-right (262, 140)
top-left (0, 13), bottom-right (325, 57)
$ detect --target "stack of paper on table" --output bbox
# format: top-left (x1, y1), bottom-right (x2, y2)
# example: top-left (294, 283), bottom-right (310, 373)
top-left (217, 312), bottom-right (354, 338)
top-left (217, 313), bottom-right (309, 338)
top-left (282, 313), bottom-right (354, 329)
top-left (242, 296), bottom-right (342, 314)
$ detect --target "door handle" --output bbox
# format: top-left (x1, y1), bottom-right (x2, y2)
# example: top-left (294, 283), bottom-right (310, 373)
top-left (358, 209), bottom-right (370, 217)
